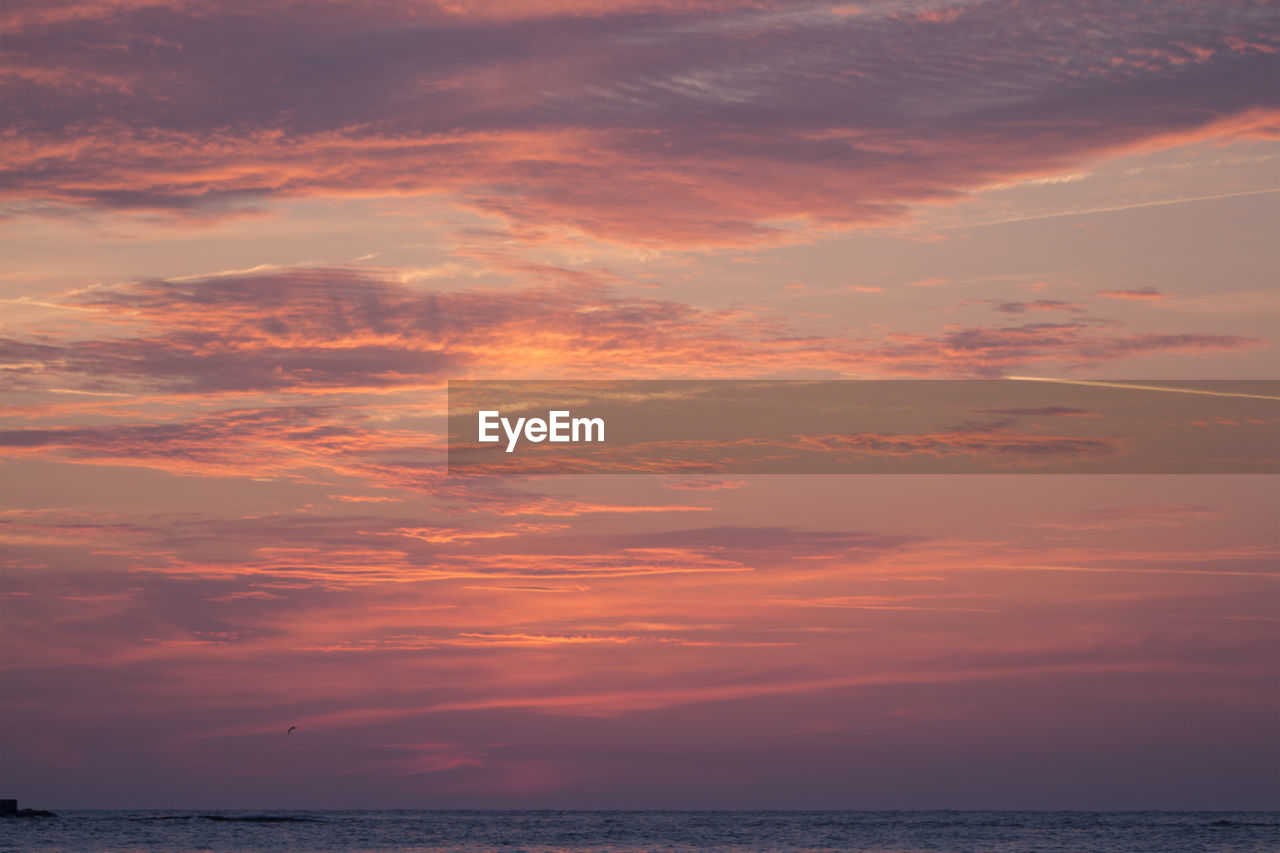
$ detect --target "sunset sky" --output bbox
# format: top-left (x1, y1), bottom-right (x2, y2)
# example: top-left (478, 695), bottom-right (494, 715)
top-left (1, 0), bottom-right (1278, 809)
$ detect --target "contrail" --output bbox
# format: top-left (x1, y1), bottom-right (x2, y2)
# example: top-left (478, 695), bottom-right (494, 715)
top-left (924, 187), bottom-right (1280, 231)
top-left (1007, 376), bottom-right (1280, 401)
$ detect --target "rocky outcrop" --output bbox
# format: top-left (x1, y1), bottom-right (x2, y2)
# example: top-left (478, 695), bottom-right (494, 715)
top-left (0, 799), bottom-right (57, 818)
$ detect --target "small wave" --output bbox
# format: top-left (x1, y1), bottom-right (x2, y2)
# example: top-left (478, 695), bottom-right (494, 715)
top-left (130, 814), bottom-right (328, 823)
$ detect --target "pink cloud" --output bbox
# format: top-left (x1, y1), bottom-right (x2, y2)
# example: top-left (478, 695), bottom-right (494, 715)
top-left (1095, 287), bottom-right (1167, 301)
top-left (2, 1), bottom-right (1276, 245)
top-left (0, 271), bottom-right (1259, 405)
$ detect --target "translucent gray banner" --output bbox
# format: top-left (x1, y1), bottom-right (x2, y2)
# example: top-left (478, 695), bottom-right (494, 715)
top-left (447, 380), bottom-right (1280, 474)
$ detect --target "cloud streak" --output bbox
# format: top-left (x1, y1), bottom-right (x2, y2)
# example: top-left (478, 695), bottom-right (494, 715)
top-left (3, 0), bottom-right (1276, 244)
top-left (0, 270), bottom-right (1260, 403)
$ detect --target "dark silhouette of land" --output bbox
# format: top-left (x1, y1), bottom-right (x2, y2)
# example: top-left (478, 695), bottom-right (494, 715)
top-left (1, 799), bottom-right (57, 818)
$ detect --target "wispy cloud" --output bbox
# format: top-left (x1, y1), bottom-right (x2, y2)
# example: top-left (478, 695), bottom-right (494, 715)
top-left (0, 270), bottom-right (1259, 402)
top-left (3, 0), bottom-right (1275, 245)
top-left (1095, 287), bottom-right (1167, 301)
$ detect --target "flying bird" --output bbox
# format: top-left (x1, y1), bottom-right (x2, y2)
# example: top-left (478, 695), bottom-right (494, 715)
top-left (287, 726), bottom-right (296, 734)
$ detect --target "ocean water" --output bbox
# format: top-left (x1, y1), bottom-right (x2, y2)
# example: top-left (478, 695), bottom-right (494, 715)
top-left (0, 810), bottom-right (1276, 853)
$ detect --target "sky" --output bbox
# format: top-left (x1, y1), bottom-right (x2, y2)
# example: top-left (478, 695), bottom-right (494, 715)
top-left (1, 0), bottom-right (1278, 810)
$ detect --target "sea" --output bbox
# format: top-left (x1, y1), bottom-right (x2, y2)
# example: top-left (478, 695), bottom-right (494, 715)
top-left (1, 810), bottom-right (1277, 853)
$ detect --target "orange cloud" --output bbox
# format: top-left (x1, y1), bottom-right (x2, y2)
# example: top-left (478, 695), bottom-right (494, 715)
top-left (0, 270), bottom-right (1259, 406)
top-left (3, 1), bottom-right (1276, 245)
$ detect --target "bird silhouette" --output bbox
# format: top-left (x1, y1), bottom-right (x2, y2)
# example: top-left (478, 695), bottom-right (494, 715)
top-left (287, 726), bottom-right (297, 734)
